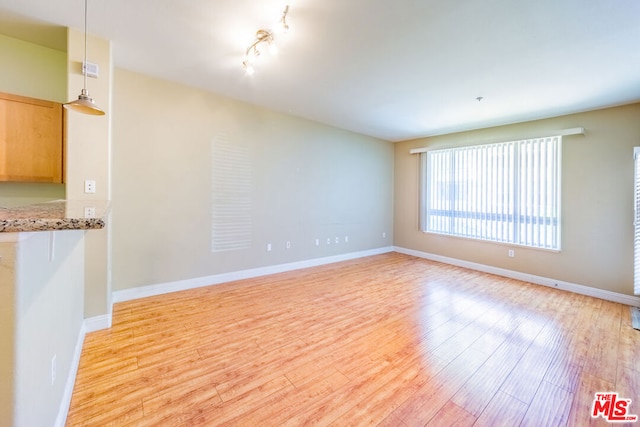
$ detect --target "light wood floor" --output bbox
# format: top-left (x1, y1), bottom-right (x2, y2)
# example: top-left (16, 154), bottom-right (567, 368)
top-left (66, 253), bottom-right (640, 426)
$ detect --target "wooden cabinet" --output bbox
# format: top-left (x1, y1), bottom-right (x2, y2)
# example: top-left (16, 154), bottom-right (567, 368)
top-left (0, 92), bottom-right (64, 183)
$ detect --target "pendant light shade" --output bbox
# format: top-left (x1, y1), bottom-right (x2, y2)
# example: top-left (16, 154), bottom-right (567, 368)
top-left (64, 0), bottom-right (105, 116)
top-left (66, 88), bottom-right (104, 115)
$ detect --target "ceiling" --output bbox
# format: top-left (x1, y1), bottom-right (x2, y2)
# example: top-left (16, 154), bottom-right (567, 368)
top-left (0, 0), bottom-right (638, 142)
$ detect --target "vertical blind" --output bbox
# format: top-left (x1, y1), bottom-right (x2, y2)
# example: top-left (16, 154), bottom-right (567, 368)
top-left (634, 147), bottom-right (640, 295)
top-left (422, 136), bottom-right (561, 250)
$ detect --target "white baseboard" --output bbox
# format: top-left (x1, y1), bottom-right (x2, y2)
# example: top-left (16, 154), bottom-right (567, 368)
top-left (54, 312), bottom-right (117, 427)
top-left (52, 247), bottom-right (392, 425)
top-left (394, 246), bottom-right (640, 307)
top-left (84, 314), bottom-right (112, 333)
top-left (54, 322), bottom-right (86, 427)
top-left (113, 247), bottom-right (395, 303)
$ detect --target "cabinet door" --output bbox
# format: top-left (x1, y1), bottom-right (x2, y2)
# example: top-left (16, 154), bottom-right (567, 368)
top-left (0, 92), bottom-right (63, 183)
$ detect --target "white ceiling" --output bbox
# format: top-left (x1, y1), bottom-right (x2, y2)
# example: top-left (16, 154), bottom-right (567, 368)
top-left (0, 0), bottom-right (639, 141)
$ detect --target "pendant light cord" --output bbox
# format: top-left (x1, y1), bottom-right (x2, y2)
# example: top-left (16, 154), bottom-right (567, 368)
top-left (83, 0), bottom-right (88, 92)
top-left (63, 0), bottom-right (105, 115)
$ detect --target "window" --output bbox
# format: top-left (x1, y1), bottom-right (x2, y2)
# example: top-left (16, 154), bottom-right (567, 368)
top-left (421, 136), bottom-right (561, 250)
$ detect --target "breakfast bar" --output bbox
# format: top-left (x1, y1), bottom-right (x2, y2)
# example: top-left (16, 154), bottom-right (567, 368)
top-left (0, 200), bottom-right (109, 426)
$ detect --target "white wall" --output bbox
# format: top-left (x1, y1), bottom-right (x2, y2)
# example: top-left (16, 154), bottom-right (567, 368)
top-left (2, 231), bottom-right (85, 427)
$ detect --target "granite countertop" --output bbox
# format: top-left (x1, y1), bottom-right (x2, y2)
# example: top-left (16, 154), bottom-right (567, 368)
top-left (0, 200), bottom-right (109, 232)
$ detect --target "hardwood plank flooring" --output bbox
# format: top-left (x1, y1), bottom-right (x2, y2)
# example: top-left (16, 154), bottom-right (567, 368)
top-left (65, 253), bottom-right (640, 426)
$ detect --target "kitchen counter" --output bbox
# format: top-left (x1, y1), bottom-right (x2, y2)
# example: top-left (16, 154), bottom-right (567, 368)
top-left (0, 200), bottom-right (108, 232)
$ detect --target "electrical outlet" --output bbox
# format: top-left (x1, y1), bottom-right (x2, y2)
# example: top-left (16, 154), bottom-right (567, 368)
top-left (327, 238), bottom-right (331, 245)
top-left (84, 179), bottom-right (96, 194)
top-left (266, 243), bottom-right (272, 252)
top-left (508, 249), bottom-right (515, 258)
top-left (286, 241), bottom-right (291, 249)
top-left (335, 237), bottom-right (340, 244)
top-left (51, 354), bottom-right (56, 385)
top-left (84, 207), bottom-right (96, 218)
top-left (315, 239), bottom-right (320, 246)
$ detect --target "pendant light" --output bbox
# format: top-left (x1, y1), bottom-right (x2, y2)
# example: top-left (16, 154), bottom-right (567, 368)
top-left (64, 0), bottom-right (105, 116)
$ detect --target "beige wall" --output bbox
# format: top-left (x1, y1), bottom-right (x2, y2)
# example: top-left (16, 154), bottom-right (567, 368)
top-left (394, 103), bottom-right (640, 296)
top-left (65, 28), bottom-right (112, 319)
top-left (0, 184), bottom-right (65, 208)
top-left (65, 29), bottom-right (111, 201)
top-left (111, 68), bottom-right (394, 290)
top-left (0, 34), bottom-right (66, 206)
top-left (0, 33), bottom-right (66, 102)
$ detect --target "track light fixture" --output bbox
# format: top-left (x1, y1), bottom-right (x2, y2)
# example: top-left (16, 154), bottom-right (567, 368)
top-left (242, 5), bottom-right (290, 75)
